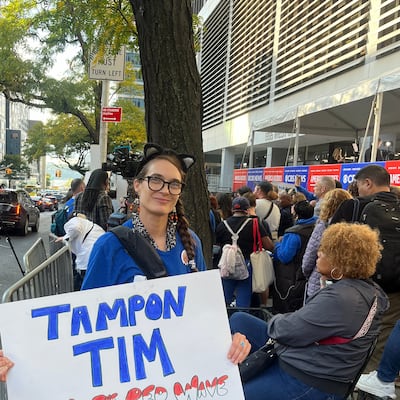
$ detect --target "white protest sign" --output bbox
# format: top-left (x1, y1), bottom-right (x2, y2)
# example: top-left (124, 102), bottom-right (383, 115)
top-left (0, 270), bottom-right (245, 400)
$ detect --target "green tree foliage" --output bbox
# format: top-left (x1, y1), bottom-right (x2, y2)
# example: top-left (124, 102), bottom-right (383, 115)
top-left (24, 107), bottom-right (144, 174)
top-left (23, 121), bottom-right (50, 163)
top-left (0, 0), bottom-right (138, 145)
top-left (0, 154), bottom-right (30, 179)
top-left (108, 100), bottom-right (146, 151)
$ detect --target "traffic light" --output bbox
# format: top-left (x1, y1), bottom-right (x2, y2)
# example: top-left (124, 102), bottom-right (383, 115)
top-left (5, 168), bottom-right (12, 175)
top-left (55, 169), bottom-right (62, 177)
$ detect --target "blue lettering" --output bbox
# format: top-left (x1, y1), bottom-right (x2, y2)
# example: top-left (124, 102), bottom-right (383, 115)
top-left (117, 336), bottom-right (130, 383)
top-left (133, 328), bottom-right (175, 380)
top-left (71, 306), bottom-right (92, 336)
top-left (73, 337), bottom-right (114, 387)
top-left (31, 304), bottom-right (71, 340)
top-left (96, 299), bottom-right (128, 331)
top-left (145, 293), bottom-right (163, 320)
top-left (163, 287), bottom-right (186, 319)
top-left (128, 295), bottom-right (145, 326)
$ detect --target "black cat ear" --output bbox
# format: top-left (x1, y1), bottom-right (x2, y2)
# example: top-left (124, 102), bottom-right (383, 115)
top-left (139, 143), bottom-right (195, 173)
top-left (179, 155), bottom-right (196, 171)
top-left (143, 143), bottom-right (163, 159)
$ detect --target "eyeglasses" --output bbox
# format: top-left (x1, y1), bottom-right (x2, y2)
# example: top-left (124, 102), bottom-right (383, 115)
top-left (142, 176), bottom-right (185, 195)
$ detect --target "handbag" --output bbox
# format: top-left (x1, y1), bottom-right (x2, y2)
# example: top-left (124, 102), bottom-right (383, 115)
top-left (250, 218), bottom-right (275, 292)
top-left (239, 338), bottom-right (277, 382)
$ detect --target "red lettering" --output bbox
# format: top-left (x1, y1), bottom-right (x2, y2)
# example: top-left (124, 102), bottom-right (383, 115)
top-left (142, 385), bottom-right (155, 396)
top-left (125, 388), bottom-right (142, 400)
top-left (217, 375), bottom-right (228, 385)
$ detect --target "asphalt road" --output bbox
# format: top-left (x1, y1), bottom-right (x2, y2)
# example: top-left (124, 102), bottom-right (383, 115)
top-left (0, 210), bottom-right (53, 300)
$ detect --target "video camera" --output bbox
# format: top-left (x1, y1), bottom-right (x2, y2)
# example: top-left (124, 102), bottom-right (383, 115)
top-left (102, 145), bottom-right (143, 178)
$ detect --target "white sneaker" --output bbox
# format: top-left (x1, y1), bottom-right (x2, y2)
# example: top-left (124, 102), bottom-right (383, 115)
top-left (356, 370), bottom-right (396, 399)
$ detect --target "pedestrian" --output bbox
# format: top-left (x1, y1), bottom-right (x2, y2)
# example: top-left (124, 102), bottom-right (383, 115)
top-left (74, 169), bottom-right (113, 231)
top-left (64, 178), bottom-right (85, 218)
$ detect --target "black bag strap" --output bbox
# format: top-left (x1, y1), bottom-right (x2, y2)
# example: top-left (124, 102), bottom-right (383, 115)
top-left (264, 202), bottom-right (274, 220)
top-left (82, 222), bottom-right (94, 244)
top-left (110, 225), bottom-right (168, 279)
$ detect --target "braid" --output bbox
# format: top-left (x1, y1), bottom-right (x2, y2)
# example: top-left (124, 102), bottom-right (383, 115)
top-left (175, 198), bottom-right (197, 271)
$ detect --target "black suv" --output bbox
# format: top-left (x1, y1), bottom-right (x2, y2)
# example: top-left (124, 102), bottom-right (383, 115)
top-left (0, 189), bottom-right (40, 235)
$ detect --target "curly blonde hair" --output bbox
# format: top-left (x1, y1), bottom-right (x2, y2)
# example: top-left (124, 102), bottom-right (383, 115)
top-left (319, 223), bottom-right (382, 279)
top-left (319, 189), bottom-right (352, 222)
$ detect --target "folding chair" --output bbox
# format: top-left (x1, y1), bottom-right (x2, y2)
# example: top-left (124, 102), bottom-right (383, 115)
top-left (344, 336), bottom-right (378, 399)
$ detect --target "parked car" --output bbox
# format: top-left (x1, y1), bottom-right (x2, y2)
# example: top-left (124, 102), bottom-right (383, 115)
top-left (0, 189), bottom-right (40, 235)
top-left (30, 196), bottom-right (45, 212)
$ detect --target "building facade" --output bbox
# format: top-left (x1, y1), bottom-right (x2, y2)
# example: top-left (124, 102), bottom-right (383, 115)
top-left (197, 0), bottom-right (400, 190)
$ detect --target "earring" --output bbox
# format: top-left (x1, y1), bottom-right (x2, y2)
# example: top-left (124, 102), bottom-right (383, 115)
top-left (134, 197), bottom-right (140, 214)
top-left (169, 206), bottom-right (178, 226)
top-left (330, 267), bottom-right (343, 280)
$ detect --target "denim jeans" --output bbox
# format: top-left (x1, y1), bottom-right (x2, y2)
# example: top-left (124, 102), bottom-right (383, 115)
top-left (377, 319), bottom-right (400, 382)
top-left (230, 312), bottom-right (345, 400)
top-left (222, 262), bottom-right (252, 307)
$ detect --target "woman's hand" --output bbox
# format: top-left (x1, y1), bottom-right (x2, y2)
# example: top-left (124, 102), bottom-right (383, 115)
top-left (227, 333), bottom-right (251, 365)
top-left (0, 350), bottom-right (14, 381)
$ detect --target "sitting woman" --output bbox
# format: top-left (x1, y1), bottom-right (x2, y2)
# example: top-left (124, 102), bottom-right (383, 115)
top-left (230, 222), bottom-right (389, 400)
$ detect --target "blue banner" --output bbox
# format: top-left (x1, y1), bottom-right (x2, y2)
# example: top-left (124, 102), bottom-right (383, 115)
top-left (283, 166), bottom-right (309, 189)
top-left (340, 162), bottom-right (385, 189)
top-left (247, 168), bottom-right (264, 190)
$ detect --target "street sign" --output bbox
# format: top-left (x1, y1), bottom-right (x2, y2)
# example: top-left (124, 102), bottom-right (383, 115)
top-left (101, 107), bottom-right (122, 123)
top-left (89, 46), bottom-right (126, 81)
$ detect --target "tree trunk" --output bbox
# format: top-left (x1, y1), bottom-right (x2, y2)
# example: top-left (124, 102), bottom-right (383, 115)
top-left (130, 0), bottom-right (212, 268)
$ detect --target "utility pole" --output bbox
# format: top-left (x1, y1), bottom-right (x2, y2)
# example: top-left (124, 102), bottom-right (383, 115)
top-left (99, 80), bottom-right (110, 166)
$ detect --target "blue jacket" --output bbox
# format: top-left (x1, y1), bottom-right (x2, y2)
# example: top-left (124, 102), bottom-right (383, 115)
top-left (274, 216), bottom-right (318, 264)
top-left (82, 220), bottom-right (206, 290)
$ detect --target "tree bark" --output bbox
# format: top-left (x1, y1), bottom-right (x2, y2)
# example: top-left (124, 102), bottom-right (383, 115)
top-left (130, 0), bottom-right (212, 267)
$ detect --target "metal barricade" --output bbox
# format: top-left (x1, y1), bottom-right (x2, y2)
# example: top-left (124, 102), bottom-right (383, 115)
top-left (0, 243), bottom-right (73, 399)
top-left (49, 233), bottom-right (64, 256)
top-left (2, 246), bottom-right (73, 303)
top-left (22, 238), bottom-right (47, 273)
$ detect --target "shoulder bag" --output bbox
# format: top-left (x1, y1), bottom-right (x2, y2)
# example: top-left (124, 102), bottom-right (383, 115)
top-left (250, 218), bottom-right (275, 293)
top-left (110, 225), bottom-right (168, 279)
top-left (239, 338), bottom-right (277, 382)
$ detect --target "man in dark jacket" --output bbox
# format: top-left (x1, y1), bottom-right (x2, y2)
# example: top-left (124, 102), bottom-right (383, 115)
top-left (272, 200), bottom-right (317, 314)
top-left (331, 164), bottom-right (400, 371)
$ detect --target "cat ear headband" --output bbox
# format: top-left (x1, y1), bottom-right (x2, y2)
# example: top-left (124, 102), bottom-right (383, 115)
top-left (138, 143), bottom-right (196, 173)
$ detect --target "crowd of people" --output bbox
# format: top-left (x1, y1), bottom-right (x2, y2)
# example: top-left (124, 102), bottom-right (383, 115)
top-left (0, 146), bottom-right (400, 399)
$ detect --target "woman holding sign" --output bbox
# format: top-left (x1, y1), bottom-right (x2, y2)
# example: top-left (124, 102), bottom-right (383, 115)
top-left (81, 143), bottom-right (207, 289)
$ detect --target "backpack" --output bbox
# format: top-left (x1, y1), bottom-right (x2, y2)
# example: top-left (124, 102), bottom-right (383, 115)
top-left (218, 219), bottom-right (251, 280)
top-left (353, 197), bottom-right (400, 292)
top-left (50, 205), bottom-right (69, 236)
